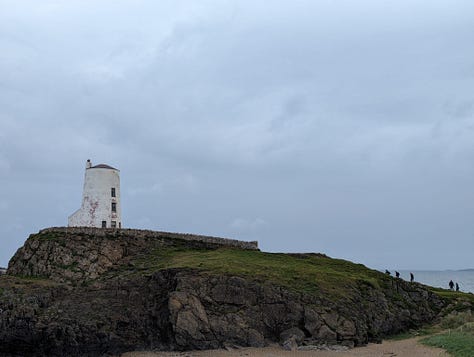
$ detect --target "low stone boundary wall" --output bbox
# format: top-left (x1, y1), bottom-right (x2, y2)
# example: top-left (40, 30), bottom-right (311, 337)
top-left (40, 227), bottom-right (259, 250)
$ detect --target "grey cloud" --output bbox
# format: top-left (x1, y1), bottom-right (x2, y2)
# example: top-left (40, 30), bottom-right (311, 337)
top-left (444, 100), bottom-right (474, 119)
top-left (1, 1), bottom-right (474, 270)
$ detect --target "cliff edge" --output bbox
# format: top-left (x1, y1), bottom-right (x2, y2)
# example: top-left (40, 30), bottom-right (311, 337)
top-left (0, 228), bottom-right (468, 356)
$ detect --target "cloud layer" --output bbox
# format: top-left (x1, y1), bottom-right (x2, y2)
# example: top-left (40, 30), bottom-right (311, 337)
top-left (1, 1), bottom-right (474, 270)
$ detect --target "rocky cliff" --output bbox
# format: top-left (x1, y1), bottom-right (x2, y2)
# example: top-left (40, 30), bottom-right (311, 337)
top-left (0, 228), bottom-right (467, 356)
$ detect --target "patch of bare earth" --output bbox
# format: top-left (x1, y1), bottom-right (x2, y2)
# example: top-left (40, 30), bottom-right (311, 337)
top-left (121, 337), bottom-right (448, 357)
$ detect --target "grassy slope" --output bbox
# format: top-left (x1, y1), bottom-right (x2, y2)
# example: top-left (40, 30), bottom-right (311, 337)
top-left (8, 234), bottom-right (474, 305)
top-left (30, 230), bottom-right (474, 303)
top-left (429, 287), bottom-right (474, 304)
top-left (123, 245), bottom-right (394, 299)
top-left (117, 244), bottom-right (474, 300)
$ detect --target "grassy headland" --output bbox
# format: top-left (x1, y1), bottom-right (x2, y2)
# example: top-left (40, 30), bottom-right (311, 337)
top-left (126, 245), bottom-right (393, 297)
top-left (3, 227), bottom-right (474, 355)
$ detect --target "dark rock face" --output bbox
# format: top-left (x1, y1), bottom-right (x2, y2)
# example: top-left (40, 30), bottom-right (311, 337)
top-left (0, 228), bottom-right (449, 356)
top-left (0, 269), bottom-right (446, 356)
top-left (166, 273), bottom-right (444, 350)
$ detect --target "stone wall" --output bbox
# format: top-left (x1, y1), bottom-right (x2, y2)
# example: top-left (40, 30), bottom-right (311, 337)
top-left (40, 227), bottom-right (259, 250)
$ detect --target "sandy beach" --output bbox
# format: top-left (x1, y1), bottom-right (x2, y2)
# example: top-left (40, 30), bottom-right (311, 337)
top-left (122, 337), bottom-right (448, 357)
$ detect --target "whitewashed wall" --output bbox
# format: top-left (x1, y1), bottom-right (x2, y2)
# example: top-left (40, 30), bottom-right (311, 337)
top-left (68, 164), bottom-right (121, 228)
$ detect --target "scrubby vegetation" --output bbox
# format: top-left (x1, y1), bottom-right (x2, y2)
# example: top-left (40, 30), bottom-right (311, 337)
top-left (422, 329), bottom-right (474, 357)
top-left (421, 311), bottom-right (474, 357)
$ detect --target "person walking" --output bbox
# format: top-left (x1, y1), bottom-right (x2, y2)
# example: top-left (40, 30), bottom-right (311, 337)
top-left (410, 272), bottom-right (414, 282)
top-left (456, 283), bottom-right (460, 292)
top-left (449, 280), bottom-right (454, 290)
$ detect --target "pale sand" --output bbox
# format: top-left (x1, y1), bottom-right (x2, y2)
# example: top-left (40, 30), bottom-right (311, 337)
top-left (121, 337), bottom-right (448, 357)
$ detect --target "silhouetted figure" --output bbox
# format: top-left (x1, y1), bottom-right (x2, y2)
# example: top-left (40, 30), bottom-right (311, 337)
top-left (410, 272), bottom-right (414, 282)
top-left (449, 280), bottom-right (454, 290)
top-left (456, 283), bottom-right (459, 292)
top-left (385, 270), bottom-right (391, 275)
top-left (395, 271), bottom-right (400, 278)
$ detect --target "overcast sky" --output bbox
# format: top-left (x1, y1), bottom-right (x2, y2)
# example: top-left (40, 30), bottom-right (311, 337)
top-left (1, 1), bottom-right (474, 270)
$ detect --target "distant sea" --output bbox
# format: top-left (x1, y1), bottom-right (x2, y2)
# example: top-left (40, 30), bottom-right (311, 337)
top-left (397, 270), bottom-right (474, 293)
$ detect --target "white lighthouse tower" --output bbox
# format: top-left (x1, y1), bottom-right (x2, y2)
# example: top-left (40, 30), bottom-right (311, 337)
top-left (68, 159), bottom-right (122, 228)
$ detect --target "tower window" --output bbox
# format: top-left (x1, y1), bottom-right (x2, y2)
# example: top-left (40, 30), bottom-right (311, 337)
top-left (111, 221), bottom-right (117, 228)
top-left (111, 202), bottom-right (117, 212)
top-left (111, 188), bottom-right (116, 197)
top-left (102, 221), bottom-right (107, 228)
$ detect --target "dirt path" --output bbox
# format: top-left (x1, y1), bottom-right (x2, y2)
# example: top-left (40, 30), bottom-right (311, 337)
top-left (122, 337), bottom-right (448, 357)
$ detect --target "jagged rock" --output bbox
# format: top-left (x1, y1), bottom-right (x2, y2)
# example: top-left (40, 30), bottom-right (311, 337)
top-left (169, 292), bottom-right (215, 349)
top-left (246, 329), bottom-right (265, 347)
top-left (304, 307), bottom-right (323, 335)
top-left (317, 325), bottom-right (337, 342)
top-left (0, 227), bottom-right (464, 356)
top-left (280, 327), bottom-right (305, 345)
top-left (7, 227), bottom-right (258, 285)
top-left (282, 336), bottom-right (298, 351)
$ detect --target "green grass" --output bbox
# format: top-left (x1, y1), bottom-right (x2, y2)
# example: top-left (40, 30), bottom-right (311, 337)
top-left (420, 311), bottom-right (474, 357)
top-left (129, 246), bottom-right (391, 297)
top-left (422, 328), bottom-right (474, 357)
top-left (35, 231), bottom-right (64, 241)
top-left (427, 287), bottom-right (474, 321)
